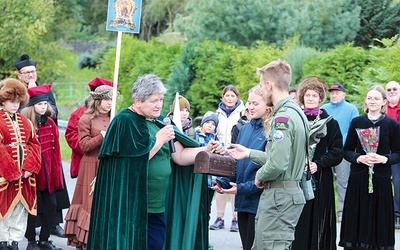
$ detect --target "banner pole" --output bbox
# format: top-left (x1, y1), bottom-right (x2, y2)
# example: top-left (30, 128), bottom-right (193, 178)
top-left (111, 31), bottom-right (122, 120)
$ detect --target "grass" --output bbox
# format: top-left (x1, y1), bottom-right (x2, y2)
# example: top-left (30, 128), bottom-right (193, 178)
top-left (60, 133), bottom-right (72, 162)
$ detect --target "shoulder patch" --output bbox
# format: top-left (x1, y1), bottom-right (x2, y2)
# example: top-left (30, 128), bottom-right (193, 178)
top-left (274, 116), bottom-right (289, 130)
top-left (273, 130), bottom-right (284, 142)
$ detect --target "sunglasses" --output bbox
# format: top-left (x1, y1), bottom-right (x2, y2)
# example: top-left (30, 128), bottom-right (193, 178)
top-left (387, 88), bottom-right (398, 92)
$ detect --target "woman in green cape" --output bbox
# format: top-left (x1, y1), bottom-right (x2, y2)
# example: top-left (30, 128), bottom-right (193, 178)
top-left (87, 74), bottom-right (223, 250)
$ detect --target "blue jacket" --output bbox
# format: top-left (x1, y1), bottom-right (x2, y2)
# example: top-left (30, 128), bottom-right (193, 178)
top-left (321, 99), bottom-right (359, 144)
top-left (217, 118), bottom-right (267, 214)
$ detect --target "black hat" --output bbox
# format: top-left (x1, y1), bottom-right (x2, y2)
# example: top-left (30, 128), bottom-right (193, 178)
top-left (15, 54), bottom-right (37, 71)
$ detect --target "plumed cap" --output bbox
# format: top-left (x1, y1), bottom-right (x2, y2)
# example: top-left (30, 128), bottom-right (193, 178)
top-left (170, 95), bottom-right (190, 112)
top-left (0, 78), bottom-right (29, 106)
top-left (90, 85), bottom-right (116, 100)
top-left (27, 84), bottom-right (52, 106)
top-left (88, 77), bottom-right (115, 91)
top-left (201, 112), bottom-right (219, 128)
top-left (15, 54), bottom-right (37, 71)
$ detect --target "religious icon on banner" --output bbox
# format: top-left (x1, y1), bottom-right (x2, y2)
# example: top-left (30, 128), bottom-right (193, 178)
top-left (106, 0), bottom-right (142, 33)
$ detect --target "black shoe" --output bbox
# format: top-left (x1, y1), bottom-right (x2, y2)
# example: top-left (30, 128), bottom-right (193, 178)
top-left (0, 241), bottom-right (8, 250)
top-left (49, 225), bottom-right (65, 238)
top-left (37, 241), bottom-right (62, 250)
top-left (8, 241), bottom-right (18, 250)
top-left (26, 241), bottom-right (40, 250)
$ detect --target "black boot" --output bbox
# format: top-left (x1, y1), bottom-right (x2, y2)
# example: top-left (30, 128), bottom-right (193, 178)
top-left (8, 241), bottom-right (18, 250)
top-left (0, 241), bottom-right (8, 250)
top-left (26, 241), bottom-right (40, 250)
top-left (37, 241), bottom-right (62, 250)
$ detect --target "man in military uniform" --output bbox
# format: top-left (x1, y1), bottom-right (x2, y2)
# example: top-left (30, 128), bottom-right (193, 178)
top-left (227, 59), bottom-right (308, 250)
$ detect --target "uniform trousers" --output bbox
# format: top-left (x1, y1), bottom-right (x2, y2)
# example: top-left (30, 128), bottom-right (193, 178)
top-left (251, 187), bottom-right (305, 250)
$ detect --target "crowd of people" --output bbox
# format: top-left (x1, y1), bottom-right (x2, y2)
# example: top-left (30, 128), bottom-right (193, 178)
top-left (0, 55), bottom-right (400, 250)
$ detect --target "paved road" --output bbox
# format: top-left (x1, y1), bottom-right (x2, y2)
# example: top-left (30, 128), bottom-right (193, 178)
top-left (19, 161), bottom-right (400, 250)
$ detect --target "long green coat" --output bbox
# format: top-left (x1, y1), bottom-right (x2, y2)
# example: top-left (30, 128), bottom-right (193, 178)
top-left (87, 109), bottom-right (208, 250)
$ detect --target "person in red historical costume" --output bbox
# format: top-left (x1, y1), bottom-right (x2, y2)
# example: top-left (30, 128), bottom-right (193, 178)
top-left (65, 77), bottom-right (115, 179)
top-left (15, 53), bottom-right (69, 238)
top-left (0, 78), bottom-right (41, 250)
top-left (20, 84), bottom-right (64, 250)
top-left (64, 84), bottom-right (116, 249)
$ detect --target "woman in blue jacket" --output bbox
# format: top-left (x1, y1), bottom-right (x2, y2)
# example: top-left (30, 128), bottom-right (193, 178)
top-left (213, 85), bottom-right (272, 250)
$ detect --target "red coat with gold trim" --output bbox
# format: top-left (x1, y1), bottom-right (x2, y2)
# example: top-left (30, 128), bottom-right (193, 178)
top-left (36, 116), bottom-right (64, 193)
top-left (0, 110), bottom-right (41, 219)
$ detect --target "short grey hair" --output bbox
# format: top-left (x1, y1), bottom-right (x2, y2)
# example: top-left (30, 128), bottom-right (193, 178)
top-left (131, 74), bottom-right (167, 102)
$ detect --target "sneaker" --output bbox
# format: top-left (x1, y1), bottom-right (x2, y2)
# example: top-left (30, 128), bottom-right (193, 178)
top-left (209, 217), bottom-right (224, 230)
top-left (26, 241), bottom-right (40, 250)
top-left (230, 219), bottom-right (239, 232)
top-left (395, 216), bottom-right (400, 229)
top-left (37, 241), bottom-right (62, 250)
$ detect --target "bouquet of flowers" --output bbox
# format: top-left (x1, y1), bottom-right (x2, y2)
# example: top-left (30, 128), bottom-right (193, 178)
top-left (356, 126), bottom-right (380, 193)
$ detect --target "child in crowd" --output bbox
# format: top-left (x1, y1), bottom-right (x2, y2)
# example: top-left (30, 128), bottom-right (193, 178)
top-left (167, 95), bottom-right (196, 139)
top-left (195, 112), bottom-right (219, 250)
top-left (0, 78), bottom-right (41, 250)
top-left (21, 84), bottom-right (64, 250)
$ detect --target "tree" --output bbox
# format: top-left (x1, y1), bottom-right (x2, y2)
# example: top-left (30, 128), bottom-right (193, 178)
top-left (345, 0), bottom-right (400, 47)
top-left (0, 0), bottom-right (65, 81)
top-left (140, 0), bottom-right (189, 41)
top-left (302, 43), bottom-right (371, 109)
top-left (175, 0), bottom-right (360, 50)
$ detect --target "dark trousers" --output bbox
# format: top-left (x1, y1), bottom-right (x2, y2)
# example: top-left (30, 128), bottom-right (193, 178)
top-left (147, 213), bottom-right (166, 250)
top-left (25, 190), bottom-right (57, 242)
top-left (392, 163), bottom-right (400, 217)
top-left (238, 212), bottom-right (256, 250)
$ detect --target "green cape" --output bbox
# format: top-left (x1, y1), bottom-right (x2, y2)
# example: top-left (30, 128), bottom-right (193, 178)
top-left (87, 109), bottom-right (208, 250)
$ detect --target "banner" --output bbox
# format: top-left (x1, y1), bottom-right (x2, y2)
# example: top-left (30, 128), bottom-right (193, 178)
top-left (106, 0), bottom-right (142, 33)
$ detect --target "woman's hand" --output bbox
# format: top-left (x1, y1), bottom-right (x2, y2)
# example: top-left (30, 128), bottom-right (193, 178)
top-left (156, 125), bottom-right (175, 144)
top-left (366, 152), bottom-right (388, 165)
top-left (206, 140), bottom-right (224, 154)
top-left (305, 161), bottom-right (317, 174)
top-left (211, 181), bottom-right (237, 194)
top-left (226, 143), bottom-right (250, 160)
